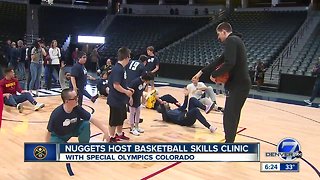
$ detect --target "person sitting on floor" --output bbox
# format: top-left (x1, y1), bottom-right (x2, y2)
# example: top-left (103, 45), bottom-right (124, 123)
top-left (159, 88), bottom-right (217, 133)
top-left (0, 67), bottom-right (44, 113)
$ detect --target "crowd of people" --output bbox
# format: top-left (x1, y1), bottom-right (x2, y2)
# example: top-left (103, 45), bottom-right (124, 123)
top-left (1, 22), bottom-right (263, 144)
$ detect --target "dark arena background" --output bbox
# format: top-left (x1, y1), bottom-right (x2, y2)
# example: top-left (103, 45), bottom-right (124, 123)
top-left (0, 0), bottom-right (319, 179)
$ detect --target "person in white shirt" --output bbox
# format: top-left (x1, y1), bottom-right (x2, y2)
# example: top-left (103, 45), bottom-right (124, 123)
top-left (187, 77), bottom-right (223, 112)
top-left (47, 40), bottom-right (61, 90)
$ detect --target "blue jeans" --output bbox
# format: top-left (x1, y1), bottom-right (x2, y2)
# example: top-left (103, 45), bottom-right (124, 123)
top-left (4, 92), bottom-right (36, 106)
top-left (29, 62), bottom-right (42, 90)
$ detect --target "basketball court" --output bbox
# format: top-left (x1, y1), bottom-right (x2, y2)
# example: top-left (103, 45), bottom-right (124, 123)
top-left (0, 85), bottom-right (319, 179)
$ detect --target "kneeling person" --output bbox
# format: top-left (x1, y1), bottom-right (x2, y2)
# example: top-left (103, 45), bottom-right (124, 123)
top-left (46, 88), bottom-right (109, 143)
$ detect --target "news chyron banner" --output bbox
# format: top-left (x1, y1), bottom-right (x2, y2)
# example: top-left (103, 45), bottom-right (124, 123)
top-left (25, 143), bottom-right (260, 162)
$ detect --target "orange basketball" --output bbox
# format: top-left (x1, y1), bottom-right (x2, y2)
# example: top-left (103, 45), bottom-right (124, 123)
top-left (215, 64), bottom-right (229, 84)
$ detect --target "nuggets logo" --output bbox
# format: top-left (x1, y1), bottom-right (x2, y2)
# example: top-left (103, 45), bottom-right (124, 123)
top-left (33, 146), bottom-right (48, 160)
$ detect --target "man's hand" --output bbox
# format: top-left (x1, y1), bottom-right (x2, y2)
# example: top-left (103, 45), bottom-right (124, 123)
top-left (125, 89), bottom-right (134, 97)
top-left (3, 93), bottom-right (11, 98)
top-left (129, 97), bottom-right (133, 106)
top-left (21, 90), bottom-right (31, 94)
top-left (102, 133), bottom-right (110, 142)
top-left (72, 89), bottom-right (78, 95)
top-left (210, 76), bottom-right (216, 83)
top-left (192, 71), bottom-right (202, 80)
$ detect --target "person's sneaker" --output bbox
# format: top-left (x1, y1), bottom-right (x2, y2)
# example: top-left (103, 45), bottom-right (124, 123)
top-left (139, 118), bottom-right (143, 123)
top-left (109, 137), bottom-right (118, 143)
top-left (115, 132), bottom-right (130, 140)
top-left (217, 107), bottom-right (224, 113)
top-left (205, 103), bottom-right (215, 114)
top-left (34, 103), bottom-right (45, 111)
top-left (304, 100), bottom-right (312, 106)
top-left (209, 126), bottom-right (217, 133)
top-left (136, 127), bottom-right (144, 133)
top-left (91, 94), bottom-right (99, 103)
top-left (130, 128), bottom-right (140, 136)
top-left (17, 103), bottom-right (23, 113)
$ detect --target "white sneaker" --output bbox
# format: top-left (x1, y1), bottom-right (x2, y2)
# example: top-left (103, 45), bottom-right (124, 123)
top-left (130, 128), bottom-right (140, 136)
top-left (17, 103), bottom-right (23, 113)
top-left (34, 103), bottom-right (45, 111)
top-left (209, 126), bottom-right (217, 133)
top-left (136, 127), bottom-right (144, 133)
top-left (205, 103), bottom-right (215, 114)
top-left (304, 100), bottom-right (312, 106)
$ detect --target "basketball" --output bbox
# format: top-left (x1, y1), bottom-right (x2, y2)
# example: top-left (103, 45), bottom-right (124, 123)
top-left (215, 64), bottom-right (229, 84)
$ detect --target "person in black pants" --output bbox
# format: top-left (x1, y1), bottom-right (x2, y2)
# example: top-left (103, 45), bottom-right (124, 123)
top-left (304, 58), bottom-right (320, 106)
top-left (159, 88), bottom-right (217, 133)
top-left (193, 22), bottom-right (251, 143)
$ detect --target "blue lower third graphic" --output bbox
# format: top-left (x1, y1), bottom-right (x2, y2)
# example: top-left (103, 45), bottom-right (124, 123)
top-left (25, 143), bottom-right (57, 162)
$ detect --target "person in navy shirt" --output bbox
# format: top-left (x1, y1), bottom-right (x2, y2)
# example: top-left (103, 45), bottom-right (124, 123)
top-left (46, 88), bottom-right (109, 143)
top-left (70, 51), bottom-right (98, 106)
top-left (145, 46), bottom-right (160, 90)
top-left (126, 55), bottom-right (147, 85)
top-left (96, 71), bottom-right (110, 97)
top-left (107, 47), bottom-right (134, 143)
top-left (128, 73), bottom-right (153, 136)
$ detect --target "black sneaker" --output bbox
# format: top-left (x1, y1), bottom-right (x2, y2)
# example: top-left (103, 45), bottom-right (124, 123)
top-left (139, 118), bottom-right (143, 123)
top-left (91, 94), bottom-right (99, 103)
top-left (218, 107), bottom-right (224, 113)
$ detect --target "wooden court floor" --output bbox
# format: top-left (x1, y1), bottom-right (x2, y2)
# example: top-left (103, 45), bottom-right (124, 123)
top-left (0, 86), bottom-right (319, 180)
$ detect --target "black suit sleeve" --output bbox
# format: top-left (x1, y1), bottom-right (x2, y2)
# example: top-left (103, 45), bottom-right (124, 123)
top-left (211, 37), bottom-right (237, 77)
top-left (201, 54), bottom-right (224, 74)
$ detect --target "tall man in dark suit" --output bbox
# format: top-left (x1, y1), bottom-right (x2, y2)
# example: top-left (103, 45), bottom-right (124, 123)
top-left (193, 22), bottom-right (251, 143)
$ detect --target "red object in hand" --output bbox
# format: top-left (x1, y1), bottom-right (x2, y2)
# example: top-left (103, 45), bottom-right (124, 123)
top-left (215, 64), bottom-right (229, 84)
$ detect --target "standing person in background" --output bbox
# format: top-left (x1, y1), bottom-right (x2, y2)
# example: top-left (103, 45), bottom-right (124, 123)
top-left (9, 42), bottom-right (19, 73)
top-left (145, 46), bottom-right (159, 90)
top-left (29, 39), bottom-right (46, 96)
top-left (193, 22), bottom-right (251, 143)
top-left (17, 40), bottom-right (26, 81)
top-left (72, 48), bottom-right (79, 64)
top-left (59, 48), bottom-right (67, 90)
top-left (3, 40), bottom-right (12, 67)
top-left (255, 60), bottom-right (266, 91)
top-left (47, 40), bottom-right (61, 90)
top-left (70, 51), bottom-right (98, 106)
top-left (304, 57), bottom-right (320, 106)
top-left (90, 47), bottom-right (100, 72)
